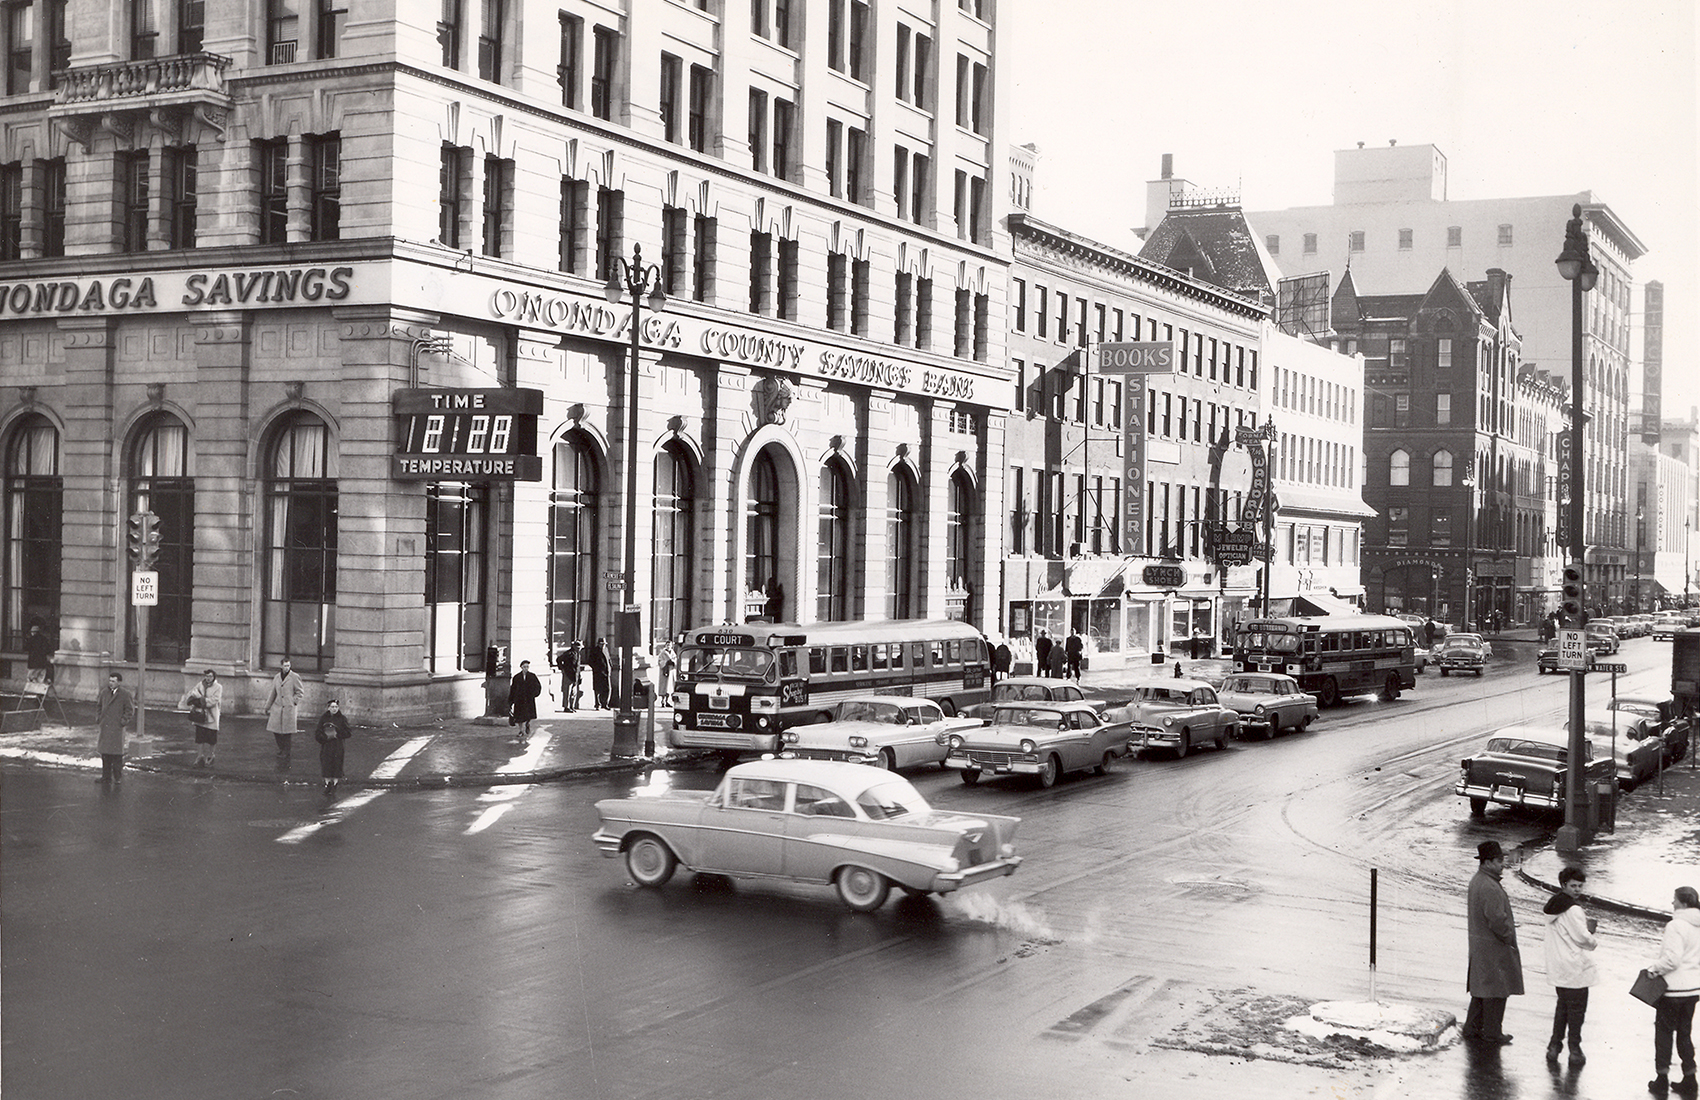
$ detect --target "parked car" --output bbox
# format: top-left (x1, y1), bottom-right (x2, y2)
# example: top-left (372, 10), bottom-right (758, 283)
top-left (965, 676), bottom-right (1107, 721)
top-left (1654, 615), bottom-right (1683, 640)
top-left (1607, 694), bottom-right (1691, 766)
top-left (1110, 678), bottom-right (1240, 759)
top-left (591, 758), bottom-right (1022, 911)
top-left (941, 701), bottom-right (1134, 788)
top-left (1455, 724), bottom-right (1614, 817)
top-left (780, 695), bottom-right (981, 770)
top-left (1584, 622), bottom-right (1620, 655)
top-left (1214, 672), bottom-right (1319, 739)
top-left (1584, 712), bottom-right (1662, 789)
top-left (1434, 634), bottom-right (1490, 676)
top-left (1414, 646), bottom-right (1430, 674)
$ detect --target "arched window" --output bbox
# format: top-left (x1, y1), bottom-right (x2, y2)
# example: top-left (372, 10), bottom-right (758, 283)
top-left (946, 472), bottom-right (977, 622)
top-left (886, 467), bottom-right (917, 619)
top-left (548, 432), bottom-right (600, 649)
top-left (127, 414), bottom-right (193, 664)
top-left (262, 412), bottom-right (337, 670)
top-left (1431, 449), bottom-right (1454, 487)
top-left (2, 414), bottom-right (61, 650)
top-left (1389, 449), bottom-right (1410, 487)
top-left (816, 458), bottom-right (852, 621)
top-left (426, 483), bottom-right (487, 674)
top-left (650, 443), bottom-right (696, 644)
top-left (747, 449), bottom-right (783, 620)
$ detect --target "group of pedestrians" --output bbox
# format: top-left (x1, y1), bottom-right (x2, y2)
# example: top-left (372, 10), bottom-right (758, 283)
top-left (1464, 840), bottom-right (1700, 1094)
top-left (1031, 630), bottom-right (1086, 680)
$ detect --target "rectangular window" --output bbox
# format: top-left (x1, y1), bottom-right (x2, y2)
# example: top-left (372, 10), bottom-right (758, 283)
top-left (1436, 393), bottom-right (1451, 426)
top-left (1057, 292), bottom-right (1070, 344)
top-left (828, 0), bottom-right (844, 70)
top-left (968, 174), bottom-right (985, 244)
top-left (477, 0), bottom-right (505, 81)
top-left (307, 132), bottom-right (339, 241)
top-left (955, 55), bottom-right (970, 128)
top-left (557, 13), bottom-right (581, 108)
top-left (315, 0), bottom-right (345, 58)
top-left (1302, 232), bottom-right (1317, 254)
top-left (266, 0), bottom-right (296, 63)
top-left (691, 214), bottom-right (715, 302)
top-left (826, 251), bottom-right (847, 330)
top-left (1013, 279), bottom-right (1027, 331)
top-left (910, 152), bottom-right (928, 225)
top-left (6, 2), bottom-right (32, 94)
top-left (892, 144), bottom-right (908, 219)
top-left (661, 205), bottom-right (688, 295)
top-left (558, 177), bottom-right (587, 274)
top-left (911, 33), bottom-right (931, 110)
top-left (851, 257), bottom-right (870, 335)
top-left (438, 0), bottom-right (460, 68)
top-left (130, 0), bottom-right (159, 58)
top-left (480, 154), bottom-right (509, 256)
top-left (39, 156), bottom-right (64, 256)
top-left (751, 0), bottom-right (766, 37)
top-left (1497, 223), bottom-right (1513, 246)
top-left (1348, 230), bottom-right (1364, 252)
top-left (1447, 225), bottom-right (1462, 247)
top-left (953, 169), bottom-right (967, 239)
top-left (259, 138), bottom-right (289, 244)
top-left (687, 65), bottom-right (712, 152)
top-left (163, 145), bottom-right (197, 249)
top-left (1075, 297), bottom-right (1087, 348)
top-left (973, 292), bottom-right (988, 361)
top-left (777, 237), bottom-right (798, 321)
top-left (1266, 234), bottom-right (1279, 255)
top-left (916, 277), bottom-right (933, 350)
top-left (894, 271), bottom-right (913, 346)
top-left (0, 162), bottom-right (19, 260)
top-left (971, 62), bottom-right (987, 134)
top-left (1394, 393), bottom-right (1409, 428)
top-left (595, 187), bottom-right (623, 280)
top-left (437, 143), bottom-right (464, 248)
top-left (954, 287), bottom-right (971, 358)
top-left (894, 23), bottom-right (910, 100)
top-left (120, 149), bottom-right (149, 252)
top-left (773, 0), bottom-right (791, 46)
top-left (177, 0), bottom-right (205, 53)
top-left (1398, 227), bottom-right (1413, 250)
top-left (748, 89), bottom-right (768, 173)
top-left (1437, 337), bottom-right (1452, 369)
top-left (1034, 285), bottom-right (1048, 338)
top-left (845, 126), bottom-right (865, 204)
top-left (424, 483), bottom-right (488, 675)
top-left (590, 26), bottom-right (616, 120)
top-left (659, 53), bottom-right (682, 144)
top-left (771, 98), bottom-right (793, 180)
top-left (748, 230), bottom-right (771, 314)
top-left (826, 119), bottom-right (843, 197)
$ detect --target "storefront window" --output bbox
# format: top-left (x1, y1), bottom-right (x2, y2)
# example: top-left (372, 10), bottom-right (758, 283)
top-left (747, 449), bottom-right (782, 619)
top-left (127, 414), bottom-right (193, 664)
top-left (262, 413), bottom-right (337, 670)
top-left (651, 443), bottom-right (696, 644)
top-left (2, 414), bottom-right (60, 651)
top-left (549, 432), bottom-right (600, 650)
top-left (425, 482), bottom-right (487, 673)
top-left (816, 457), bottom-right (852, 621)
top-left (886, 468), bottom-right (916, 619)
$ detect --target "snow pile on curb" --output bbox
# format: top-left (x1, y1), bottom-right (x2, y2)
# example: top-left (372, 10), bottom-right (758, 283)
top-left (1286, 1000), bottom-right (1456, 1053)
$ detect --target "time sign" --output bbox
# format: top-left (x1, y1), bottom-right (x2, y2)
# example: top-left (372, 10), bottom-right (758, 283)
top-left (392, 388), bottom-right (544, 481)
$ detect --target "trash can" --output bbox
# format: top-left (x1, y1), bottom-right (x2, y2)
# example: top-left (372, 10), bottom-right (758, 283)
top-left (1593, 780), bottom-right (1617, 833)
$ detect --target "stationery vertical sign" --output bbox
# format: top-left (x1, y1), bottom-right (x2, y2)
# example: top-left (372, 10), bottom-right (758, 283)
top-left (1097, 342), bottom-right (1175, 553)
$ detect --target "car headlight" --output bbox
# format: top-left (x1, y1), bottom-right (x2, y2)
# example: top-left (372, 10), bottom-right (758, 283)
top-left (1019, 738), bottom-right (1037, 755)
top-left (750, 696), bottom-right (779, 712)
top-left (1253, 704), bottom-right (1267, 716)
top-left (782, 730), bottom-right (798, 743)
top-left (948, 733), bottom-right (966, 750)
top-left (848, 735), bottom-right (868, 748)
top-left (1163, 715), bottom-right (1176, 727)
top-left (670, 692), bottom-right (691, 709)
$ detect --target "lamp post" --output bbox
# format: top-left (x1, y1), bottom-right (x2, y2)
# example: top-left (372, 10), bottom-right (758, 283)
top-left (603, 244), bottom-right (666, 758)
top-left (1461, 459), bottom-right (1477, 632)
top-left (1555, 203), bottom-right (1599, 854)
top-left (1635, 508), bottom-right (1644, 614)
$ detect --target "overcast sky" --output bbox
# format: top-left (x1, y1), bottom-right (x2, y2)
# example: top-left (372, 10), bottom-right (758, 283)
top-left (1005, 0), bottom-right (1698, 415)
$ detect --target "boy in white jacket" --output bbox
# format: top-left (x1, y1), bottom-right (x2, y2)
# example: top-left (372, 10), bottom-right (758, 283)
top-left (1647, 886), bottom-right (1700, 1097)
top-left (1543, 866), bottom-right (1598, 1065)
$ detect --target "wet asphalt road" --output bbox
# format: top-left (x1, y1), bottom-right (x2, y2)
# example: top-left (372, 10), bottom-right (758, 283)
top-left (2, 638), bottom-right (1685, 1099)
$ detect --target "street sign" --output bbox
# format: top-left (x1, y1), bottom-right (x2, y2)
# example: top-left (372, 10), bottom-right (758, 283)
top-left (605, 580), bottom-right (625, 591)
top-left (131, 570), bottom-right (159, 606)
top-left (1593, 661), bottom-right (1628, 673)
top-left (1557, 629), bottom-right (1588, 670)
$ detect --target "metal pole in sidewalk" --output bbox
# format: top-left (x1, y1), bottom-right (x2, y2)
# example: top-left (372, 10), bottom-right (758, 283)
top-left (1369, 867), bottom-right (1379, 1004)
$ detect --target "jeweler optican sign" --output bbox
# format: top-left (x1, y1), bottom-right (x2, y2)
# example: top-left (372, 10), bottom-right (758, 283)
top-left (392, 388), bottom-right (544, 481)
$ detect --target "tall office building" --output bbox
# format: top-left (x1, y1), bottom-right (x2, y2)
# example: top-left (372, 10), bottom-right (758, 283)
top-left (0, 0), bottom-right (1012, 717)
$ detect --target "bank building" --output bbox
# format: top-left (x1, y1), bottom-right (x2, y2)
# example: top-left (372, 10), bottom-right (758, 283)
top-left (0, 1), bottom-right (1011, 717)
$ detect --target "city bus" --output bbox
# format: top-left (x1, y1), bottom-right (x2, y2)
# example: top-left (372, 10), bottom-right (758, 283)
top-left (669, 619), bottom-right (993, 754)
top-left (1232, 613), bottom-right (1418, 707)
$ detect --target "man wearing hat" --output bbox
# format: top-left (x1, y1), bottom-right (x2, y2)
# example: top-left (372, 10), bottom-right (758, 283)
top-left (1463, 840), bottom-right (1525, 1044)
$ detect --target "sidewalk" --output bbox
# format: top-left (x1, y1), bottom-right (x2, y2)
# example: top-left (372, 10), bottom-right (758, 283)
top-left (0, 696), bottom-right (657, 788)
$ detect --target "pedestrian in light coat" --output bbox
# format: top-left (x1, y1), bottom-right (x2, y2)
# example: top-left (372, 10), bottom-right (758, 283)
top-left (263, 657), bottom-right (306, 762)
top-left (95, 672), bottom-right (135, 785)
top-left (1645, 886), bottom-right (1700, 1097)
top-left (178, 669), bottom-right (224, 767)
top-left (1542, 865), bottom-right (1598, 1065)
top-left (1462, 840), bottom-right (1524, 1045)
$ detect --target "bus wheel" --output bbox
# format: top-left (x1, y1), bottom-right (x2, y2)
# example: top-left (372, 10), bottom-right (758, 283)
top-left (1381, 673), bottom-right (1402, 701)
top-left (1316, 679), bottom-right (1340, 708)
top-left (940, 699), bottom-right (958, 717)
top-left (876, 748), bottom-right (897, 771)
top-left (960, 768), bottom-right (981, 786)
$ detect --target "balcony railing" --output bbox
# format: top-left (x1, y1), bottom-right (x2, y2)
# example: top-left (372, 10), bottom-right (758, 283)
top-left (52, 52), bottom-right (232, 106)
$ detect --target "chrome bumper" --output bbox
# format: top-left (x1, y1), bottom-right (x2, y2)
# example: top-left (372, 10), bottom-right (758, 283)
top-left (1454, 782), bottom-right (1560, 810)
top-left (934, 856), bottom-right (1022, 891)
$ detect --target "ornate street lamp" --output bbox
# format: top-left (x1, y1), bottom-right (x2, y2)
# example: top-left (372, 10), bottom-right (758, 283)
top-left (1555, 203), bottom-right (1598, 854)
top-left (603, 244), bottom-right (667, 758)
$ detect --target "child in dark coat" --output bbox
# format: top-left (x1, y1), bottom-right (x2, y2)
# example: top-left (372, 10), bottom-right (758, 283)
top-left (314, 700), bottom-right (351, 795)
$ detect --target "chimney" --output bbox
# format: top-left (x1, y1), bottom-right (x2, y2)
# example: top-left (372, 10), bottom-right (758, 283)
top-left (1161, 153), bottom-right (1172, 180)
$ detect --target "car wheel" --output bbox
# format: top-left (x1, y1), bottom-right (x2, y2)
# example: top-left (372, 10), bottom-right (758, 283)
top-left (1469, 797), bottom-right (1487, 817)
top-left (940, 699), bottom-right (958, 718)
top-left (1317, 679), bottom-right (1340, 707)
top-left (1440, 668), bottom-right (1450, 677)
top-left (876, 748), bottom-right (897, 771)
top-left (1174, 730), bottom-right (1191, 759)
top-left (625, 835), bottom-right (677, 888)
top-left (1475, 668), bottom-right (1483, 677)
top-left (1036, 754), bottom-right (1061, 788)
top-left (836, 866), bottom-right (891, 912)
top-left (1267, 715), bottom-right (1282, 740)
top-left (1214, 727), bottom-right (1229, 751)
top-left (1093, 750), bottom-right (1113, 776)
top-left (1382, 673), bottom-right (1402, 702)
top-left (960, 768), bottom-right (981, 786)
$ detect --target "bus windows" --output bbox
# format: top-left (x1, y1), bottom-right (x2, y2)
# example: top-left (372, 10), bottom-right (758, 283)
top-left (851, 645), bottom-right (869, 671)
top-left (946, 640), bottom-right (961, 663)
top-left (830, 647), bottom-right (849, 673)
top-left (910, 642), bottom-right (926, 668)
top-left (780, 650), bottom-right (800, 678)
top-left (930, 641), bottom-right (945, 666)
top-left (872, 644), bottom-right (889, 670)
top-left (892, 644), bottom-right (906, 670)
top-left (809, 647), bottom-right (827, 674)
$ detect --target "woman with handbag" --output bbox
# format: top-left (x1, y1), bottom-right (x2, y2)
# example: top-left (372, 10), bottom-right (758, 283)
top-left (178, 669), bottom-right (223, 768)
top-left (1646, 886), bottom-right (1700, 1096)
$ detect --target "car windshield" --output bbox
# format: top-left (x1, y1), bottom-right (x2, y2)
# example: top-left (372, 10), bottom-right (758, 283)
top-left (836, 700), bottom-right (903, 723)
top-left (681, 646), bottom-right (774, 680)
top-left (1439, 638), bottom-right (1481, 651)
top-left (1223, 677), bottom-right (1270, 694)
top-left (1486, 737), bottom-right (1566, 763)
top-left (992, 707), bottom-right (1065, 728)
top-left (993, 683), bottom-right (1052, 702)
top-left (855, 779), bottom-right (930, 821)
top-left (1136, 687), bottom-right (1192, 704)
top-left (1610, 701), bottom-right (1659, 719)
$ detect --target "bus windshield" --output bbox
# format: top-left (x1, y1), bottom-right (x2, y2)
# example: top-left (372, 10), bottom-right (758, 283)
top-left (1243, 630), bottom-right (1300, 653)
top-left (681, 646), bottom-right (775, 680)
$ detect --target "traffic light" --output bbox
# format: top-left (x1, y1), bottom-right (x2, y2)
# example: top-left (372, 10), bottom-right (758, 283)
top-left (127, 511), bottom-right (160, 570)
top-left (1560, 562), bottom-right (1585, 627)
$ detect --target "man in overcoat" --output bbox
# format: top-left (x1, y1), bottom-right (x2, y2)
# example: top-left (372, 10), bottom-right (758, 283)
top-left (95, 671), bottom-right (135, 785)
top-left (1463, 839), bottom-right (1524, 1044)
top-left (263, 657), bottom-right (305, 761)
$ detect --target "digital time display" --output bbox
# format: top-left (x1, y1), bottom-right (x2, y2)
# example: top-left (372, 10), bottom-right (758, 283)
top-left (392, 388), bottom-right (544, 481)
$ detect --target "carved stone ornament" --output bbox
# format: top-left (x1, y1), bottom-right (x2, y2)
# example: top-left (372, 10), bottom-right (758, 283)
top-left (284, 381), bottom-right (305, 402)
top-left (18, 386), bottom-right (36, 406)
top-left (146, 382), bottom-right (165, 405)
top-left (756, 376), bottom-right (794, 425)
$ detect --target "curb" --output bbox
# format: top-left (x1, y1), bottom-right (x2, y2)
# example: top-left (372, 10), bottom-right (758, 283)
top-left (1516, 854), bottom-right (1670, 923)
